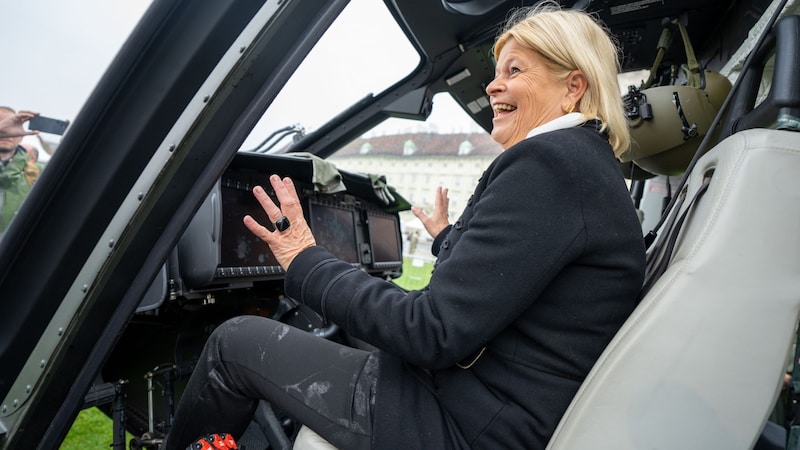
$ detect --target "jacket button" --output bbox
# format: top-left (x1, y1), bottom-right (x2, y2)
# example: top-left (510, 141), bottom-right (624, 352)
top-left (454, 219), bottom-right (463, 230)
top-left (441, 240), bottom-right (450, 250)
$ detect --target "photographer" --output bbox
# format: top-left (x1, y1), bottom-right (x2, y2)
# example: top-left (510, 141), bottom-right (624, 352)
top-left (0, 106), bottom-right (36, 233)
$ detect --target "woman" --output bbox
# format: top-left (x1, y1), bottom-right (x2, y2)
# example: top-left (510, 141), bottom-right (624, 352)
top-left (166, 3), bottom-right (645, 449)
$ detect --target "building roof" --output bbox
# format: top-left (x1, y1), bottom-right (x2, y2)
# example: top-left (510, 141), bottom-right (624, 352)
top-left (333, 132), bottom-right (503, 158)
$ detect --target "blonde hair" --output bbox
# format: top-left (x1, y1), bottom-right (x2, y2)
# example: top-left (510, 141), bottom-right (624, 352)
top-left (493, 2), bottom-right (630, 156)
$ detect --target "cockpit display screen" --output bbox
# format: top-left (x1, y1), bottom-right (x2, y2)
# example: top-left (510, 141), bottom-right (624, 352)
top-left (309, 202), bottom-right (359, 264)
top-left (367, 211), bottom-right (402, 266)
top-left (219, 187), bottom-right (280, 269)
top-left (214, 171), bottom-right (402, 283)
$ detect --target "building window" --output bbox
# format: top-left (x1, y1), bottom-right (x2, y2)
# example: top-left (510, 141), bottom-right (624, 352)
top-left (360, 142), bottom-right (372, 154)
top-left (458, 139), bottom-right (474, 155)
top-left (403, 139), bottom-right (417, 156)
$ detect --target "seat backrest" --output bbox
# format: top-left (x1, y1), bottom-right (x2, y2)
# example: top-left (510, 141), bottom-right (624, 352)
top-left (548, 128), bottom-right (800, 449)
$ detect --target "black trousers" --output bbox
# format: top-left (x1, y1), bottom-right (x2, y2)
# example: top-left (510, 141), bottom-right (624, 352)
top-left (164, 315), bottom-right (378, 450)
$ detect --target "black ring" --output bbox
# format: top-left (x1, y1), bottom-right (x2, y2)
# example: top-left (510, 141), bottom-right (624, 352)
top-left (275, 216), bottom-right (291, 232)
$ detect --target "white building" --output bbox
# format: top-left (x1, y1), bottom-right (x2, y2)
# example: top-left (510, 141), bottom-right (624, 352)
top-left (330, 132), bottom-right (503, 258)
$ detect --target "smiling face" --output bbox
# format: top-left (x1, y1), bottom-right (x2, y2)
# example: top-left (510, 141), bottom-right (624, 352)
top-left (486, 38), bottom-right (570, 150)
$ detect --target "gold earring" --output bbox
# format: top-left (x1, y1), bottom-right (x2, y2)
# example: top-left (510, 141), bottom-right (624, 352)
top-left (565, 103), bottom-right (575, 113)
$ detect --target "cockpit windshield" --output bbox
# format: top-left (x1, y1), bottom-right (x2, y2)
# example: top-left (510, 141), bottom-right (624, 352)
top-left (241, 0), bottom-right (420, 151)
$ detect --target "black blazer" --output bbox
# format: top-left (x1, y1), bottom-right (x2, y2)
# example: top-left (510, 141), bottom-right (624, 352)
top-left (286, 123), bottom-right (646, 449)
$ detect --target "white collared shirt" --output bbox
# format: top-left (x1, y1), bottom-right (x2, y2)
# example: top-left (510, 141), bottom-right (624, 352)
top-left (525, 113), bottom-right (586, 139)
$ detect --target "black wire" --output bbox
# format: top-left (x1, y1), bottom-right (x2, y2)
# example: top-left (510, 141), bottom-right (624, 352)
top-left (245, 125), bottom-right (297, 153)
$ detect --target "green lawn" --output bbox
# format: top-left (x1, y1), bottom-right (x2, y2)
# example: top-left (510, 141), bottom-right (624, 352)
top-left (61, 407), bottom-right (133, 449)
top-left (392, 256), bottom-right (435, 290)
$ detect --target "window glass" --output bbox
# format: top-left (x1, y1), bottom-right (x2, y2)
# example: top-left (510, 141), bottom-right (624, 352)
top-left (329, 92), bottom-right (501, 262)
top-left (2, 1), bottom-right (153, 163)
top-left (241, 0), bottom-right (421, 151)
top-left (0, 0), bottom-right (152, 239)
top-left (237, 0), bottom-right (500, 266)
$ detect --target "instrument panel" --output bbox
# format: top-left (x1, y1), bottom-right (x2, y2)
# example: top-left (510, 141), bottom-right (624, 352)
top-left (176, 152), bottom-right (406, 292)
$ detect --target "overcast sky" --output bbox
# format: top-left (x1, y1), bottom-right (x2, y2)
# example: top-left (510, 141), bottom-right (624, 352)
top-left (4, 1), bottom-right (149, 121)
top-left (3, 0), bottom-right (483, 157)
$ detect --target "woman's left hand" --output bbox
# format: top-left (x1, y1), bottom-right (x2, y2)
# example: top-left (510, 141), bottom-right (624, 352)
top-left (411, 186), bottom-right (450, 238)
top-left (243, 175), bottom-right (316, 270)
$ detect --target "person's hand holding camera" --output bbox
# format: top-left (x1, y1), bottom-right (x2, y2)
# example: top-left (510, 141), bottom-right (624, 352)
top-left (0, 110), bottom-right (39, 139)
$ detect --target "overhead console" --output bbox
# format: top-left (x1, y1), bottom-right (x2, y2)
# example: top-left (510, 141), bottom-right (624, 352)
top-left (176, 152), bottom-right (409, 293)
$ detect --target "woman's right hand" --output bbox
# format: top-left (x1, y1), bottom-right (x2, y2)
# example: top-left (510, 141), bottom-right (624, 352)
top-left (243, 175), bottom-right (317, 270)
top-left (411, 186), bottom-right (450, 238)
